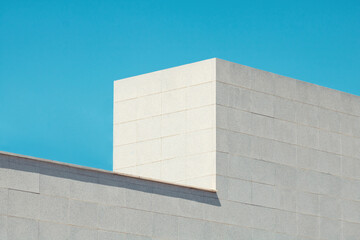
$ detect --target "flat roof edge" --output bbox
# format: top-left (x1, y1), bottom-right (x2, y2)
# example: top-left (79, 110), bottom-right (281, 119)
top-left (0, 151), bottom-right (217, 193)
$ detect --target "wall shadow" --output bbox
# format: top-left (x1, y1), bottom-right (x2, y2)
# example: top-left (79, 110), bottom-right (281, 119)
top-left (0, 154), bottom-right (221, 206)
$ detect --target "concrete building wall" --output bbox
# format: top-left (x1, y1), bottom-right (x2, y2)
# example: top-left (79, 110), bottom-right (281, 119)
top-left (215, 59), bottom-right (360, 240)
top-left (1, 59), bottom-right (360, 239)
top-left (113, 59), bottom-right (216, 189)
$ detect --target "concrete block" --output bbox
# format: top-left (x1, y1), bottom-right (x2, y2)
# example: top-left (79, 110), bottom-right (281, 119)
top-left (230, 85), bottom-right (251, 111)
top-left (351, 95), bottom-right (360, 116)
top-left (202, 222), bottom-right (224, 240)
top-left (187, 105), bottom-right (215, 132)
top-left (215, 58), bottom-right (251, 88)
top-left (226, 225), bottom-right (252, 240)
top-left (250, 114), bottom-right (274, 139)
top-left (113, 121), bottom-right (137, 146)
top-left (187, 81), bottom-right (215, 108)
top-left (250, 91), bottom-right (274, 117)
top-left (250, 136), bottom-right (274, 162)
top-left (319, 218), bottom-right (341, 240)
top-left (136, 139), bottom-right (161, 165)
top-left (318, 108), bottom-right (340, 132)
top-left (318, 130), bottom-right (341, 154)
top-left (295, 103), bottom-right (319, 127)
top-left (317, 150), bottom-right (341, 175)
top-left (186, 128), bottom-right (214, 155)
top-left (7, 216), bottom-right (38, 240)
top-left (113, 99), bottom-right (137, 124)
top-left (126, 234), bottom-right (152, 240)
top-left (69, 176), bottom-right (99, 202)
top-left (297, 169), bottom-right (320, 193)
top-left (177, 194), bottom-right (204, 219)
top-left (319, 196), bottom-right (341, 219)
top-left (178, 217), bottom-right (206, 240)
top-left (125, 184), bottom-right (153, 210)
top-left (161, 158), bottom-right (187, 182)
top-left (38, 195), bottom-right (68, 223)
top-left (0, 188), bottom-right (8, 215)
top-left (216, 128), bottom-right (230, 153)
top-left (186, 152), bottom-right (215, 178)
top-left (251, 229), bottom-right (275, 240)
top-left (275, 165), bottom-right (297, 189)
top-left (161, 88), bottom-right (187, 114)
top-left (186, 175), bottom-right (216, 190)
top-left (136, 74), bottom-right (161, 97)
top-left (273, 119), bottom-right (297, 144)
top-left (113, 144), bottom-right (137, 169)
top-left (227, 108), bottom-right (252, 134)
top-left (342, 178), bottom-right (360, 201)
top-left (339, 92), bottom-right (354, 114)
top-left (97, 231), bottom-right (127, 240)
top-left (276, 210), bottom-right (297, 235)
top-left (216, 152), bottom-right (229, 176)
top-left (295, 80), bottom-right (320, 105)
top-left (216, 81), bottom-right (230, 106)
top-left (68, 226), bottom-right (97, 240)
top-left (152, 213), bottom-right (178, 240)
top-left (318, 87), bottom-right (342, 112)
top-left (296, 146), bottom-right (319, 170)
top-left (39, 169), bottom-right (70, 198)
top-left (161, 111), bottom-right (186, 137)
top-left (342, 199), bottom-right (360, 222)
top-left (94, 178), bottom-right (126, 206)
top-left (68, 199), bottom-right (98, 228)
top-left (250, 70), bottom-right (276, 94)
top-left (0, 216), bottom-right (6, 240)
top-left (296, 192), bottom-right (319, 215)
top-left (252, 205), bottom-right (277, 230)
top-left (7, 162), bottom-right (39, 193)
top-left (97, 204), bottom-right (127, 232)
top-left (297, 125), bottom-right (319, 149)
top-left (8, 189), bottom-right (39, 219)
top-left (279, 189), bottom-right (296, 211)
top-left (343, 222), bottom-right (360, 240)
top-left (297, 214), bottom-right (319, 238)
top-left (252, 183), bottom-right (280, 209)
top-left (114, 78), bottom-right (138, 102)
top-left (318, 173), bottom-right (341, 197)
top-left (0, 159), bottom-right (9, 189)
top-left (227, 155), bottom-right (252, 181)
top-left (137, 93), bottom-right (161, 119)
top-left (161, 134), bottom-right (186, 160)
top-left (152, 189), bottom-right (180, 215)
top-left (251, 159), bottom-right (276, 185)
top-left (273, 141), bottom-right (297, 166)
top-left (126, 208), bottom-right (153, 236)
top-left (136, 161), bottom-right (162, 179)
top-left (340, 114), bottom-right (360, 137)
top-left (39, 221), bottom-right (69, 240)
top-left (273, 75), bottom-right (297, 100)
top-left (227, 178), bottom-right (251, 203)
top-left (220, 83), bottom-right (251, 110)
top-left (274, 97), bottom-right (296, 122)
top-left (342, 156), bottom-right (360, 180)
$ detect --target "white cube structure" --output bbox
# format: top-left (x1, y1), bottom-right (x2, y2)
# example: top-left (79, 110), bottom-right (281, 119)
top-left (114, 58), bottom-right (360, 191)
top-left (113, 59), bottom-right (216, 189)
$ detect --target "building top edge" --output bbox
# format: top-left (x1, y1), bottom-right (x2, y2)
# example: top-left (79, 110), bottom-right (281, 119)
top-left (0, 151), bottom-right (217, 193)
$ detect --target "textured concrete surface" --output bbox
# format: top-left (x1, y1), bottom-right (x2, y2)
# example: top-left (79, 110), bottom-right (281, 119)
top-left (113, 59), bottom-right (216, 189)
top-left (2, 58), bottom-right (360, 239)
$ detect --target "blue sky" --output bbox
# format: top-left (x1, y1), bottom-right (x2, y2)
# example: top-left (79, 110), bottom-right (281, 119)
top-left (1, 0), bottom-right (359, 170)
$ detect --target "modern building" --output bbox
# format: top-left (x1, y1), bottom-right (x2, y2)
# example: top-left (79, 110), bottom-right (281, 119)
top-left (1, 58), bottom-right (360, 239)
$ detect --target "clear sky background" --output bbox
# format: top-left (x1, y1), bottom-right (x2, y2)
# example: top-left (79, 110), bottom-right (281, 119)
top-left (1, 0), bottom-right (359, 170)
